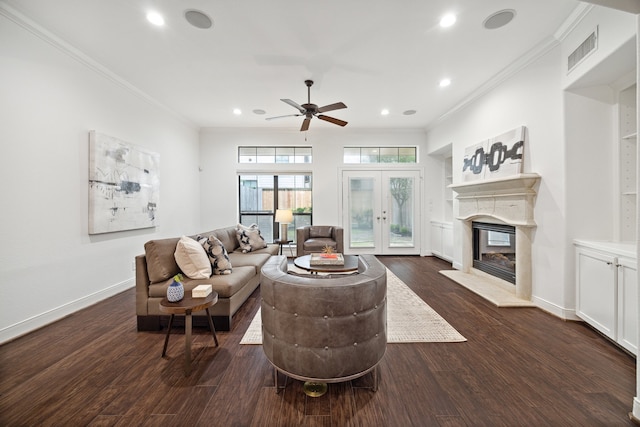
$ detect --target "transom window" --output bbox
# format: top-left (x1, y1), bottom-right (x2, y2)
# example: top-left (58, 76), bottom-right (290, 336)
top-left (344, 147), bottom-right (417, 164)
top-left (238, 146), bottom-right (312, 164)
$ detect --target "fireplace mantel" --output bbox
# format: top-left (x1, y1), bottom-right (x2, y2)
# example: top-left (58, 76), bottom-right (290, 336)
top-left (448, 173), bottom-right (541, 302)
top-left (450, 173), bottom-right (541, 227)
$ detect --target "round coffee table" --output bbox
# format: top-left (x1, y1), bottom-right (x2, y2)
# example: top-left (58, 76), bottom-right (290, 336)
top-left (293, 254), bottom-right (359, 274)
top-left (159, 291), bottom-right (218, 375)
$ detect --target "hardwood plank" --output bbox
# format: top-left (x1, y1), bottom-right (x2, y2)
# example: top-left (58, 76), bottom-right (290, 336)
top-left (0, 255), bottom-right (636, 426)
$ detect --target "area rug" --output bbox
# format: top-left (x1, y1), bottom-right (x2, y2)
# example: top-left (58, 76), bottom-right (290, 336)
top-left (240, 268), bottom-right (466, 344)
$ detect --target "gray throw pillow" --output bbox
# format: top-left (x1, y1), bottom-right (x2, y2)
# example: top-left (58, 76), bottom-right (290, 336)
top-left (198, 235), bottom-right (232, 275)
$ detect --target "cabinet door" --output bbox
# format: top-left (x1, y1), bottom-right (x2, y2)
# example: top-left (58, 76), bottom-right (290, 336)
top-left (442, 223), bottom-right (453, 261)
top-left (575, 248), bottom-right (617, 340)
top-left (430, 222), bottom-right (443, 257)
top-left (617, 257), bottom-right (637, 354)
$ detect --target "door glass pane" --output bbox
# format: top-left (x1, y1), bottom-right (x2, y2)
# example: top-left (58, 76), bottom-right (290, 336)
top-left (349, 178), bottom-right (375, 248)
top-left (388, 177), bottom-right (414, 247)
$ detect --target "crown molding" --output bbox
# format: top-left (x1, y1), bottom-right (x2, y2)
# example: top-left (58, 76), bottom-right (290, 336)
top-left (0, 2), bottom-right (196, 128)
top-left (425, 3), bottom-right (594, 132)
top-left (554, 3), bottom-right (594, 41)
top-left (426, 36), bottom-right (560, 131)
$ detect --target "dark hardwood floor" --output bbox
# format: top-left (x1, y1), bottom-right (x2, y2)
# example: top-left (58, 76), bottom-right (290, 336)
top-left (0, 256), bottom-right (636, 426)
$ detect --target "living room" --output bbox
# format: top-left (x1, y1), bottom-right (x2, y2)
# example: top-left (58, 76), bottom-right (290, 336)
top-left (1, 0), bottom-right (640, 424)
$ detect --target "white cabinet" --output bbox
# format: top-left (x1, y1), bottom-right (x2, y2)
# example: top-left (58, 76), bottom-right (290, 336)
top-left (431, 221), bottom-right (453, 262)
top-left (575, 240), bottom-right (637, 354)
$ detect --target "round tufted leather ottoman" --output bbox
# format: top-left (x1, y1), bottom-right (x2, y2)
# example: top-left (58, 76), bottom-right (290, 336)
top-left (260, 254), bottom-right (387, 392)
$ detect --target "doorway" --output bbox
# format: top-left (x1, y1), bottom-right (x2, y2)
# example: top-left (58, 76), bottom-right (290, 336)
top-left (342, 170), bottom-right (421, 255)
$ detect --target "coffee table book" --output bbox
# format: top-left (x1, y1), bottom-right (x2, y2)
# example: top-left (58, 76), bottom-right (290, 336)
top-left (310, 253), bottom-right (344, 266)
top-left (192, 284), bottom-right (212, 298)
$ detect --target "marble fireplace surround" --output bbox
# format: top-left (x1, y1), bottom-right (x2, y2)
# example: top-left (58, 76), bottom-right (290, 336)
top-left (447, 173), bottom-right (541, 304)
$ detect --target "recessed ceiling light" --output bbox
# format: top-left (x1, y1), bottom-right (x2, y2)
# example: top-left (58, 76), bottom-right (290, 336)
top-left (253, 109), bottom-right (266, 115)
top-left (483, 9), bottom-right (516, 30)
top-left (439, 78), bottom-right (451, 87)
top-left (403, 110), bottom-right (417, 116)
top-left (146, 11), bottom-right (165, 26)
top-left (440, 13), bottom-right (457, 28)
top-left (381, 109), bottom-right (390, 116)
top-left (184, 9), bottom-right (213, 29)
top-left (233, 108), bottom-right (242, 115)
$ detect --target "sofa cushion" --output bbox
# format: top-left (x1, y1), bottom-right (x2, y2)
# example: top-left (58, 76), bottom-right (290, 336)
top-left (148, 266), bottom-right (256, 299)
top-left (309, 226), bottom-right (333, 238)
top-left (236, 223), bottom-right (267, 253)
top-left (174, 236), bottom-right (212, 279)
top-left (145, 237), bottom-right (181, 283)
top-left (199, 235), bottom-right (233, 275)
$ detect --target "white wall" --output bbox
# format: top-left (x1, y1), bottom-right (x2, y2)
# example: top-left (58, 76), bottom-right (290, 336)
top-left (425, 45), bottom-right (568, 316)
top-left (199, 127), bottom-right (429, 237)
top-left (425, 5), bottom-right (637, 318)
top-left (0, 12), bottom-right (201, 343)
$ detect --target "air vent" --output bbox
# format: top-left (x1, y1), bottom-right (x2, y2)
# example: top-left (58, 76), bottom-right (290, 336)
top-left (568, 27), bottom-right (598, 73)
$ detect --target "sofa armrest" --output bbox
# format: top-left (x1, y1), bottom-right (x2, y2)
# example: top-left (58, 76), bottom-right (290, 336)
top-left (135, 254), bottom-right (151, 316)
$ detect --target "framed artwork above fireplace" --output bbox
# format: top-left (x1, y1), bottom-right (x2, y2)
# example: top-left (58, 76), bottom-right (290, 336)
top-left (462, 126), bottom-right (526, 182)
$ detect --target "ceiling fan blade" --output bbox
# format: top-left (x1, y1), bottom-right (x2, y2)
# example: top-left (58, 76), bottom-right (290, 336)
top-left (318, 115), bottom-right (348, 127)
top-left (317, 102), bottom-right (347, 113)
top-left (265, 114), bottom-right (302, 121)
top-left (281, 99), bottom-right (306, 114)
top-left (300, 118), bottom-right (311, 132)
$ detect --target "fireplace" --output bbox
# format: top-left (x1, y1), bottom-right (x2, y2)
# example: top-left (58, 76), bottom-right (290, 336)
top-left (472, 222), bottom-right (516, 284)
top-left (449, 174), bottom-right (540, 302)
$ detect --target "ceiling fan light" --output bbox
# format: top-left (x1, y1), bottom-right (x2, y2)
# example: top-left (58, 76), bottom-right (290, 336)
top-left (381, 109), bottom-right (390, 116)
top-left (233, 108), bottom-right (242, 115)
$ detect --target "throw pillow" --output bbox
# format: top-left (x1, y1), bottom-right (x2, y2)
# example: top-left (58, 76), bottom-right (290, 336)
top-left (236, 223), bottom-right (267, 253)
top-left (199, 235), bottom-right (233, 275)
top-left (174, 236), bottom-right (212, 279)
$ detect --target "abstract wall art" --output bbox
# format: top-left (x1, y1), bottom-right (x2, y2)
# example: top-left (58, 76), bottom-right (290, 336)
top-left (462, 126), bottom-right (526, 182)
top-left (89, 131), bottom-right (159, 234)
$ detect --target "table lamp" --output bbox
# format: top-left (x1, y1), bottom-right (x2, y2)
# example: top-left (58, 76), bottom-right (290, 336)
top-left (275, 209), bottom-right (293, 241)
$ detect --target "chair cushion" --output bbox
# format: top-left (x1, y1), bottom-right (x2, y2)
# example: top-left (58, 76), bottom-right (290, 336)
top-left (303, 238), bottom-right (338, 253)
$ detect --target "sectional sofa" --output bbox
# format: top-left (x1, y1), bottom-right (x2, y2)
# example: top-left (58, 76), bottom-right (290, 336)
top-left (135, 226), bottom-right (278, 331)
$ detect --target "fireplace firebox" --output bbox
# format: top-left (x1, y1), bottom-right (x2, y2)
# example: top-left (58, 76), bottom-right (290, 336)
top-left (472, 222), bottom-right (516, 284)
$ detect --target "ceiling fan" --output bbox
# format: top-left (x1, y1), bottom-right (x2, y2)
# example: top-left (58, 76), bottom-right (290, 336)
top-left (266, 80), bottom-right (347, 131)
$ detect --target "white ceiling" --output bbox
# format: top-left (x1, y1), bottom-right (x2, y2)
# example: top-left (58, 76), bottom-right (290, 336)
top-left (3, 0), bottom-right (582, 130)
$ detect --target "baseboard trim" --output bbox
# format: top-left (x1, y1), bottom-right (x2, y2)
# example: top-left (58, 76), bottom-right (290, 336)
top-left (0, 278), bottom-right (134, 344)
top-left (532, 295), bottom-right (580, 321)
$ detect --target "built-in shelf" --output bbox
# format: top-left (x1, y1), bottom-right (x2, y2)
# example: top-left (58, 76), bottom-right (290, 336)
top-left (622, 192), bottom-right (637, 196)
top-left (623, 132), bottom-right (637, 140)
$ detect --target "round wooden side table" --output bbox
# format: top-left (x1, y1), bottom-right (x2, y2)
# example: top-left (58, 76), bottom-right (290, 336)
top-left (159, 291), bottom-right (218, 375)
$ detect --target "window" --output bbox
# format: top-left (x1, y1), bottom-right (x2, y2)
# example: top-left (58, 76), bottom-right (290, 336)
top-left (239, 174), bottom-right (312, 242)
top-left (238, 146), bottom-right (312, 163)
top-left (344, 147), bottom-right (416, 164)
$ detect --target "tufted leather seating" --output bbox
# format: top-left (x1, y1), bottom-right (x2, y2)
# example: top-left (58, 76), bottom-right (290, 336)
top-left (296, 225), bottom-right (344, 256)
top-left (260, 254), bottom-right (387, 390)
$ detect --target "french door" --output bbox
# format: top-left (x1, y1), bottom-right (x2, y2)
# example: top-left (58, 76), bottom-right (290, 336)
top-left (342, 170), bottom-right (421, 255)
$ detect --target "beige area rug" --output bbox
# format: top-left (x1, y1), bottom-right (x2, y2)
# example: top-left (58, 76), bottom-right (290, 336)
top-left (439, 270), bottom-right (536, 307)
top-left (240, 268), bottom-right (466, 344)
